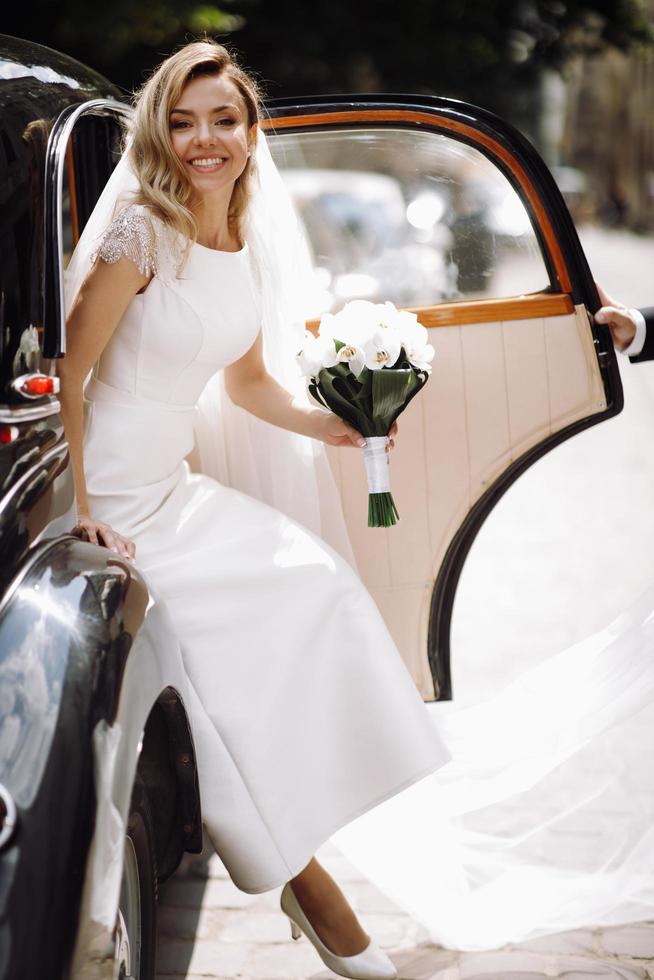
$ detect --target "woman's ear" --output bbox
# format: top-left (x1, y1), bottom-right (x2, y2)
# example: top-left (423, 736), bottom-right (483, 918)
top-left (248, 121), bottom-right (258, 154)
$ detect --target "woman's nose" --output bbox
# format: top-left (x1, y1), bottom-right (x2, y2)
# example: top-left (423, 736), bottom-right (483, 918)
top-left (194, 121), bottom-right (216, 143)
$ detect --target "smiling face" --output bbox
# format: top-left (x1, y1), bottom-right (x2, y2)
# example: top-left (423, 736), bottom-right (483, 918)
top-left (169, 72), bottom-right (255, 199)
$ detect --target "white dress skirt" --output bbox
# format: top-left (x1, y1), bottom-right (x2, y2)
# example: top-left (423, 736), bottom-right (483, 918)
top-left (82, 205), bottom-right (451, 894)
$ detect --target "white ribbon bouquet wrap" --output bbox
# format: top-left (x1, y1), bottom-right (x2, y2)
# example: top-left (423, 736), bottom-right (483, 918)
top-left (297, 299), bottom-right (435, 527)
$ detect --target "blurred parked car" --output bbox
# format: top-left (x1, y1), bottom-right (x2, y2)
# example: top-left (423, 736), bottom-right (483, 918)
top-left (281, 168), bottom-right (456, 307)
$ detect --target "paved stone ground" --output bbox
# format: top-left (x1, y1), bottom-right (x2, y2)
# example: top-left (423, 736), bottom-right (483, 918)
top-left (157, 842), bottom-right (654, 979)
top-left (156, 224), bottom-right (654, 979)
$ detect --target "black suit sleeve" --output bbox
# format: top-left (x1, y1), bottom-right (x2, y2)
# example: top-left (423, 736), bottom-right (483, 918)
top-left (629, 307), bottom-right (654, 362)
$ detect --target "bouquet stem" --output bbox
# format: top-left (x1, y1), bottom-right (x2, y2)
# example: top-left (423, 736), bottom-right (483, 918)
top-left (363, 436), bottom-right (399, 528)
top-left (368, 492), bottom-right (400, 528)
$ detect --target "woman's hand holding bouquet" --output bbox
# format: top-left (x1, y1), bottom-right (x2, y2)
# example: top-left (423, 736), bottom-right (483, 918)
top-left (297, 300), bottom-right (434, 527)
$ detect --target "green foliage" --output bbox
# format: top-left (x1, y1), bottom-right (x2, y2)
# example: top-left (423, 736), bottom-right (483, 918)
top-left (3, 0), bottom-right (249, 94)
top-left (514, 0), bottom-right (654, 65)
top-left (4, 0), bottom-right (652, 104)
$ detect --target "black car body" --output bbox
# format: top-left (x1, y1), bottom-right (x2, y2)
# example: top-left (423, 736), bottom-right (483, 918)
top-left (0, 35), bottom-right (202, 980)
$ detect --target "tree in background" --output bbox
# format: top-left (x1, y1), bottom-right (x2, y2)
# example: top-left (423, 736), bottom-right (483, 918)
top-left (3, 0), bottom-right (652, 132)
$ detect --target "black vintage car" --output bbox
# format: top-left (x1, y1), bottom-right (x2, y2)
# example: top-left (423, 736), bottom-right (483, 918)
top-left (0, 35), bottom-right (203, 980)
top-left (0, 31), bottom-right (622, 980)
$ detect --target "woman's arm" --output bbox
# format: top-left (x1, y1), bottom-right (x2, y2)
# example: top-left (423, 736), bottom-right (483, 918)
top-left (224, 329), bottom-right (368, 449)
top-left (57, 255), bottom-right (150, 556)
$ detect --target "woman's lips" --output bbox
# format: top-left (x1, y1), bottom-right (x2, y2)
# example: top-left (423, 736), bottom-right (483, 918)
top-left (187, 156), bottom-right (228, 173)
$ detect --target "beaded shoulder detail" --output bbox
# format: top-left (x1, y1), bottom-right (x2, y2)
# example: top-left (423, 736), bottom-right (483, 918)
top-left (90, 203), bottom-right (186, 285)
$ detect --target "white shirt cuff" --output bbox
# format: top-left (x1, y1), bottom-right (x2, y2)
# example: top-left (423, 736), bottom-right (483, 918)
top-left (621, 308), bottom-right (647, 357)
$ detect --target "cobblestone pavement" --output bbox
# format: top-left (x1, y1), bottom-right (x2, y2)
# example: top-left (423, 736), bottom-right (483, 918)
top-left (156, 224), bottom-right (654, 979)
top-left (157, 843), bottom-right (654, 979)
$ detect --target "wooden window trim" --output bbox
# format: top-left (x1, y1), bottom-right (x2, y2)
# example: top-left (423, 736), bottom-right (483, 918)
top-left (305, 292), bottom-right (574, 334)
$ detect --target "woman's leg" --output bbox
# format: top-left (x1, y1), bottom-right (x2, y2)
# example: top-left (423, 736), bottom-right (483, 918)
top-left (289, 857), bottom-right (370, 956)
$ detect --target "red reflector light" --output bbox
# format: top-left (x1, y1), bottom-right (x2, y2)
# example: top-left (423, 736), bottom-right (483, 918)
top-left (22, 377), bottom-right (55, 396)
top-left (0, 426), bottom-right (18, 444)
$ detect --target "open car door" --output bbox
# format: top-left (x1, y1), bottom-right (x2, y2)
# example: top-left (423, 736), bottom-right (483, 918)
top-left (262, 95), bottom-right (621, 701)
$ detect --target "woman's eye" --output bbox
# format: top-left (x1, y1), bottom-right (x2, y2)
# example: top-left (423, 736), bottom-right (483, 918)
top-left (170, 118), bottom-right (236, 129)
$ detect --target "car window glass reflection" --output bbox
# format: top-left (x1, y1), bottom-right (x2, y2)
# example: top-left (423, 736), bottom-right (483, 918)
top-left (61, 117), bottom-right (124, 272)
top-left (270, 128), bottom-right (548, 311)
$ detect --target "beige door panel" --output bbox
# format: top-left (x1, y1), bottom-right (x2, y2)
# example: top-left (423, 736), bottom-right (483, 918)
top-left (327, 302), bottom-right (605, 699)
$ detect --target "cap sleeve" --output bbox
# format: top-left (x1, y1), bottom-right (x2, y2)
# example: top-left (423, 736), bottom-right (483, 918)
top-left (89, 203), bottom-right (185, 284)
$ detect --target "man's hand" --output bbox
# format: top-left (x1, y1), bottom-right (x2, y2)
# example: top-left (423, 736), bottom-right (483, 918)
top-left (594, 283), bottom-right (638, 352)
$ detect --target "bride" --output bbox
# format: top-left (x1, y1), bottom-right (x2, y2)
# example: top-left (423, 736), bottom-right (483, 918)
top-left (58, 38), bottom-right (451, 980)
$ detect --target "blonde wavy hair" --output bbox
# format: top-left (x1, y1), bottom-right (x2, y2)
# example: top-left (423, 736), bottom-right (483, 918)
top-left (126, 39), bottom-right (263, 247)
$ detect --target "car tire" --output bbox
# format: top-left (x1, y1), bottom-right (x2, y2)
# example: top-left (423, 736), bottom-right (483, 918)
top-left (116, 776), bottom-right (158, 980)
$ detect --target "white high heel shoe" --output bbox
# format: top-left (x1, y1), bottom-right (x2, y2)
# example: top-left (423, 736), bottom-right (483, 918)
top-left (280, 881), bottom-right (398, 980)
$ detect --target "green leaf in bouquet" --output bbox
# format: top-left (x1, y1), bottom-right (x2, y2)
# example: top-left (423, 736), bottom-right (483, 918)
top-left (308, 380), bottom-right (330, 411)
top-left (351, 365), bottom-right (373, 416)
top-left (330, 360), bottom-right (363, 395)
top-left (315, 367), bottom-right (372, 434)
top-left (371, 357), bottom-right (430, 432)
top-left (371, 368), bottom-right (415, 431)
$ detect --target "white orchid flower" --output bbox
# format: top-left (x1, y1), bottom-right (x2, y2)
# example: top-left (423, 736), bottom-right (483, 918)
top-left (405, 342), bottom-right (435, 373)
top-left (316, 299), bottom-right (432, 373)
top-left (317, 311), bottom-right (338, 340)
top-left (396, 313), bottom-right (429, 349)
top-left (376, 300), bottom-right (404, 327)
top-left (320, 300), bottom-right (388, 347)
top-left (320, 339), bottom-right (340, 370)
top-left (336, 343), bottom-right (366, 378)
top-left (363, 328), bottom-right (402, 371)
top-left (296, 332), bottom-right (338, 377)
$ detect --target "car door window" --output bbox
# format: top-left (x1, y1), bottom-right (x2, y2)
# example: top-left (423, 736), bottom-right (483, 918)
top-left (270, 127), bottom-right (548, 312)
top-left (45, 105), bottom-right (128, 358)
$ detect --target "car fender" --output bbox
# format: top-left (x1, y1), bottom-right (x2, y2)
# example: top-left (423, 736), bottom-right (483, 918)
top-left (0, 534), bottom-right (200, 980)
top-left (69, 577), bottom-right (202, 977)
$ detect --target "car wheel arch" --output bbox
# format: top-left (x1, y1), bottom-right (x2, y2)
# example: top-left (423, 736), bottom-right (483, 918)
top-left (136, 686), bottom-right (203, 884)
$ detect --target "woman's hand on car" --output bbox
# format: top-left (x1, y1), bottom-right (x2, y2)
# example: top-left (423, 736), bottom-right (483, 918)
top-left (72, 515), bottom-right (136, 562)
top-left (314, 413), bottom-right (398, 453)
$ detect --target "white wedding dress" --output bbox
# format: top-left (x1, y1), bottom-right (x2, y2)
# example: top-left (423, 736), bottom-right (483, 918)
top-left (81, 203), bottom-right (451, 894)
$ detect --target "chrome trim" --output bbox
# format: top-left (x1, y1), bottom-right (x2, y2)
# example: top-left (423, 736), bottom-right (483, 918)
top-left (0, 783), bottom-right (17, 850)
top-left (0, 400), bottom-right (61, 423)
top-left (0, 531), bottom-right (74, 620)
top-left (117, 834), bottom-right (141, 977)
top-left (50, 98), bottom-right (132, 356)
top-left (0, 440), bottom-right (68, 525)
top-left (10, 372), bottom-right (61, 400)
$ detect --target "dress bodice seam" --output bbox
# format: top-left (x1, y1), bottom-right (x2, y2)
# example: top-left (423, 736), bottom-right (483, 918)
top-left (133, 293), bottom-right (146, 396)
top-left (130, 278), bottom-right (207, 405)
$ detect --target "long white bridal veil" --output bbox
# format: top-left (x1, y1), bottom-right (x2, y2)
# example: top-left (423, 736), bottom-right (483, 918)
top-left (331, 570), bottom-right (654, 953)
top-left (192, 125), bottom-right (355, 564)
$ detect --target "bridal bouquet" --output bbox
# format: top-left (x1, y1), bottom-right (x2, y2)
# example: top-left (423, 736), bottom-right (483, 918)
top-left (296, 299), bottom-right (435, 527)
